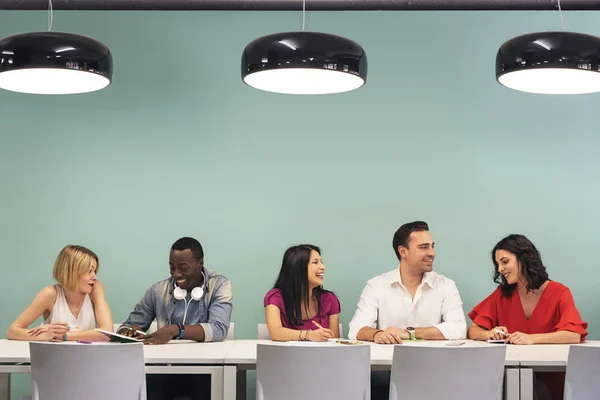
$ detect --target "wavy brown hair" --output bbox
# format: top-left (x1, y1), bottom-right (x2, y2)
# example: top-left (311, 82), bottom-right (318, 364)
top-left (492, 234), bottom-right (549, 298)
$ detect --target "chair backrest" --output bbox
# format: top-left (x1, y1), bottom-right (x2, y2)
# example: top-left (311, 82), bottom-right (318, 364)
top-left (389, 345), bottom-right (506, 400)
top-left (564, 345), bottom-right (600, 400)
top-left (30, 342), bottom-right (146, 400)
top-left (226, 322), bottom-right (235, 340)
top-left (256, 343), bottom-right (370, 400)
top-left (258, 323), bottom-right (270, 340)
top-left (257, 323), bottom-right (344, 339)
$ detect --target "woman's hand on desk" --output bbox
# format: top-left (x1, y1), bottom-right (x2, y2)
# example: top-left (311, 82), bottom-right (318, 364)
top-left (306, 328), bottom-right (334, 342)
top-left (506, 331), bottom-right (534, 345)
top-left (27, 323), bottom-right (69, 341)
top-left (487, 326), bottom-right (509, 341)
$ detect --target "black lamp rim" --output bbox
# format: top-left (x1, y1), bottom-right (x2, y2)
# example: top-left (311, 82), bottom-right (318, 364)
top-left (498, 65), bottom-right (600, 74)
top-left (242, 63), bottom-right (366, 79)
top-left (0, 64), bottom-right (112, 76)
top-left (0, 31), bottom-right (113, 78)
top-left (496, 30), bottom-right (600, 78)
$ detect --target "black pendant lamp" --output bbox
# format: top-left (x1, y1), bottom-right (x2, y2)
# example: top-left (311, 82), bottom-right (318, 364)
top-left (496, 31), bottom-right (600, 95)
top-left (242, 28), bottom-right (366, 95)
top-left (0, 32), bottom-right (112, 95)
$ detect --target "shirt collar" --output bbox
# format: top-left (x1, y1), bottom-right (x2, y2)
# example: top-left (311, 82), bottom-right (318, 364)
top-left (389, 267), bottom-right (436, 289)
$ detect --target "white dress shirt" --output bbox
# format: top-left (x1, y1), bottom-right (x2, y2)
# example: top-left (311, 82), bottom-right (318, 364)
top-left (348, 268), bottom-right (467, 340)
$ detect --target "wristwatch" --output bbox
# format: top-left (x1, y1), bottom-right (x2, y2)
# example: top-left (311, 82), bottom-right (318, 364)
top-left (407, 327), bottom-right (416, 341)
top-left (174, 323), bottom-right (185, 340)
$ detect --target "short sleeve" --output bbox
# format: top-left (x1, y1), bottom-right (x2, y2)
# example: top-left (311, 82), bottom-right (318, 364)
top-left (322, 291), bottom-right (341, 316)
top-left (264, 288), bottom-right (285, 312)
top-left (555, 287), bottom-right (588, 341)
top-left (468, 288), bottom-right (501, 331)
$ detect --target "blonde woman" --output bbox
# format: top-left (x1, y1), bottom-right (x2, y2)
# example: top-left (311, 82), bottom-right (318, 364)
top-left (7, 245), bottom-right (113, 342)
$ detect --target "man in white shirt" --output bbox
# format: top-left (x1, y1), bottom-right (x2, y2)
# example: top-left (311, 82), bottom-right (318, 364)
top-left (348, 221), bottom-right (467, 343)
top-left (349, 221), bottom-right (467, 399)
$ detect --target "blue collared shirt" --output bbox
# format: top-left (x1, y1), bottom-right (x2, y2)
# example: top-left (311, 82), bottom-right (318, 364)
top-left (120, 268), bottom-right (232, 342)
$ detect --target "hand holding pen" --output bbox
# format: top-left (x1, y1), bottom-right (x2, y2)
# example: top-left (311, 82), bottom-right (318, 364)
top-left (118, 325), bottom-right (144, 338)
top-left (309, 320), bottom-right (335, 342)
top-left (490, 326), bottom-right (509, 341)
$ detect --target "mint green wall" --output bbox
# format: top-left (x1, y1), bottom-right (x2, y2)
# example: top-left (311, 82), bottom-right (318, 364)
top-left (1, 9), bottom-right (599, 400)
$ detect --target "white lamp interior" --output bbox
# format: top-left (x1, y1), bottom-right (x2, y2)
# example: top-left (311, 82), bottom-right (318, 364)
top-left (244, 68), bottom-right (365, 95)
top-left (498, 68), bottom-right (600, 95)
top-left (0, 68), bottom-right (110, 94)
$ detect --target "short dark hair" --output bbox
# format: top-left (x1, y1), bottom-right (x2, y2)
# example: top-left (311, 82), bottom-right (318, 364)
top-left (392, 221), bottom-right (429, 260)
top-left (171, 237), bottom-right (204, 262)
top-left (492, 234), bottom-right (549, 298)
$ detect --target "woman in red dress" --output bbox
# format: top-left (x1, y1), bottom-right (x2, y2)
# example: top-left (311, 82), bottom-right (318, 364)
top-left (468, 234), bottom-right (587, 400)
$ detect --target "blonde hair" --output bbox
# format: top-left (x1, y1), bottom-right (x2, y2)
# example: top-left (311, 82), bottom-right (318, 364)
top-left (52, 245), bottom-right (99, 291)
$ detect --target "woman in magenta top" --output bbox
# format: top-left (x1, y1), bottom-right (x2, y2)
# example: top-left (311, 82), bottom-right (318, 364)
top-left (264, 244), bottom-right (341, 342)
top-left (468, 234), bottom-right (587, 399)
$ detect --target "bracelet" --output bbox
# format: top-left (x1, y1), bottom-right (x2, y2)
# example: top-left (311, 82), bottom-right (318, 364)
top-left (302, 330), bottom-right (308, 341)
top-left (298, 330), bottom-right (303, 341)
top-left (372, 329), bottom-right (383, 341)
top-left (62, 333), bottom-right (67, 341)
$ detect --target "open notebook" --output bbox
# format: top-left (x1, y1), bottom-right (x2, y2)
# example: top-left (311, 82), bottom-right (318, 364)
top-left (95, 329), bottom-right (141, 343)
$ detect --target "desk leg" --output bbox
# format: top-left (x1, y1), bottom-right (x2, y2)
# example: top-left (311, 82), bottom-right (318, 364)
top-left (520, 368), bottom-right (534, 400)
top-left (223, 367), bottom-right (247, 400)
top-left (223, 366), bottom-right (236, 400)
top-left (210, 367), bottom-right (224, 400)
top-left (0, 373), bottom-right (9, 400)
top-left (236, 370), bottom-right (246, 400)
top-left (504, 368), bottom-right (519, 400)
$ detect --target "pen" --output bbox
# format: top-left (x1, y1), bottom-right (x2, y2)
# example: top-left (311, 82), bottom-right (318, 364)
top-left (77, 340), bottom-right (92, 344)
top-left (336, 340), bottom-right (362, 345)
top-left (311, 320), bottom-right (325, 330)
top-left (493, 328), bottom-right (507, 336)
top-left (125, 326), bottom-right (144, 335)
top-left (68, 324), bottom-right (79, 329)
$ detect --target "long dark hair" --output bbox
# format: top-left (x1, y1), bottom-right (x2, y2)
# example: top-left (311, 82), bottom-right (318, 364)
top-left (273, 244), bottom-right (328, 327)
top-left (492, 234), bottom-right (549, 298)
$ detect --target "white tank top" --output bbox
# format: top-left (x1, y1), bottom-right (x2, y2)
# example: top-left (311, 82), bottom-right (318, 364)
top-left (44, 285), bottom-right (96, 331)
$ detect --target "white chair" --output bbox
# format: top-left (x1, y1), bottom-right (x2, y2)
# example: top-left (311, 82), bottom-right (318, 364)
top-left (226, 322), bottom-right (235, 340)
top-left (256, 343), bottom-right (370, 400)
top-left (30, 342), bottom-right (146, 400)
top-left (258, 322), bottom-right (344, 339)
top-left (564, 344), bottom-right (600, 400)
top-left (389, 345), bottom-right (506, 400)
top-left (258, 323), bottom-right (270, 340)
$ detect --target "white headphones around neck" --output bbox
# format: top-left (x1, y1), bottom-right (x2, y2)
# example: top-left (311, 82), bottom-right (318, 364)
top-left (173, 285), bottom-right (204, 301)
top-left (173, 269), bottom-right (207, 324)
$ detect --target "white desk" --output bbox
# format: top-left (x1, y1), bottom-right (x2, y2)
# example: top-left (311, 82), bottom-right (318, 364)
top-left (3, 339), bottom-right (598, 400)
top-left (0, 339), bottom-right (236, 400)
top-left (222, 340), bottom-right (522, 400)
top-left (509, 342), bottom-right (600, 400)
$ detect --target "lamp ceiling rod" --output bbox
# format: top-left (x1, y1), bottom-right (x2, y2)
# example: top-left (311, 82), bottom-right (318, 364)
top-left (0, 0), bottom-right (598, 11)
